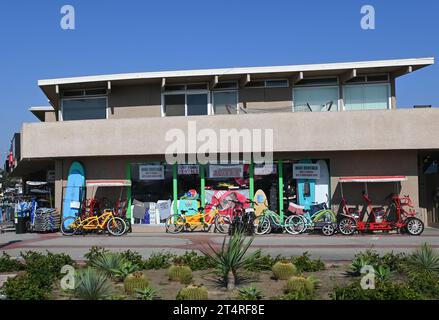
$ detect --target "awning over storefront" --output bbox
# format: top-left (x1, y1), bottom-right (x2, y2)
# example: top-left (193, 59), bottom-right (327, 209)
top-left (86, 180), bottom-right (132, 187)
top-left (339, 176), bottom-right (407, 183)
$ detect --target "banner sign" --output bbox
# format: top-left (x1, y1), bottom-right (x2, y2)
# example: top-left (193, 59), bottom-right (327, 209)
top-left (293, 163), bottom-right (320, 180)
top-left (254, 164), bottom-right (277, 175)
top-left (209, 165), bottom-right (243, 178)
top-left (178, 165), bottom-right (200, 175)
top-left (139, 165), bottom-right (164, 180)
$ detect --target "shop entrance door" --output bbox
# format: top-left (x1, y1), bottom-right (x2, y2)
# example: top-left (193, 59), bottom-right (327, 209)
top-left (419, 152), bottom-right (439, 227)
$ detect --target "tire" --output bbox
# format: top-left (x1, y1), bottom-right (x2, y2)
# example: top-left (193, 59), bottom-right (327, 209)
top-left (106, 217), bottom-right (127, 236)
top-left (165, 215), bottom-right (185, 234)
top-left (214, 215), bottom-right (231, 234)
top-left (284, 215), bottom-right (306, 235)
top-left (405, 217), bottom-right (424, 236)
top-left (61, 217), bottom-right (78, 236)
top-left (338, 217), bottom-right (357, 236)
top-left (322, 224), bottom-right (335, 236)
top-left (253, 215), bottom-right (271, 235)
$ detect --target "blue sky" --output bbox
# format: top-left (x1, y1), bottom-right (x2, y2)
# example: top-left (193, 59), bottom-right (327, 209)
top-left (0, 0), bottom-right (438, 160)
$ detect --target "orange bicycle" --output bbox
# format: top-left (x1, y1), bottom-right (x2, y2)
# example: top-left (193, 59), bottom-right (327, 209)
top-left (61, 209), bottom-right (127, 236)
top-left (165, 204), bottom-right (231, 234)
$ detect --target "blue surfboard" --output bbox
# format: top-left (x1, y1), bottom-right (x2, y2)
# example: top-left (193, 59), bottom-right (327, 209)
top-left (297, 160), bottom-right (316, 210)
top-left (62, 161), bottom-right (86, 228)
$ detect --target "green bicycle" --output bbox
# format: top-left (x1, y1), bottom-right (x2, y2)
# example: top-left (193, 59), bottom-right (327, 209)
top-left (253, 209), bottom-right (304, 235)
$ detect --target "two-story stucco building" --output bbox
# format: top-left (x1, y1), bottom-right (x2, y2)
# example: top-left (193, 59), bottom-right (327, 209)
top-left (9, 57), bottom-right (439, 228)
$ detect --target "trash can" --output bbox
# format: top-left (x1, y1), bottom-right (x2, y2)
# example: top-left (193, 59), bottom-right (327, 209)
top-left (15, 217), bottom-right (27, 234)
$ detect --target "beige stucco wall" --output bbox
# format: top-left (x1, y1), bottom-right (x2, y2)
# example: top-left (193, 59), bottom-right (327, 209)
top-left (108, 84), bottom-right (162, 118)
top-left (44, 111), bottom-right (57, 122)
top-left (21, 108), bottom-right (439, 159)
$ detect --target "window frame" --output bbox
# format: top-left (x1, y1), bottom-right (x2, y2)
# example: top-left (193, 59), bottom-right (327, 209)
top-left (59, 95), bottom-right (109, 121)
top-left (244, 79), bottom-right (289, 89)
top-left (211, 89), bottom-right (239, 115)
top-left (292, 85), bottom-right (340, 112)
top-left (161, 85), bottom-right (211, 117)
top-left (342, 82), bottom-right (391, 111)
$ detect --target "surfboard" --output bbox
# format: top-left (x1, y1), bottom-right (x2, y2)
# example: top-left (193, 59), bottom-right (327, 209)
top-left (296, 160), bottom-right (315, 210)
top-left (62, 161), bottom-right (85, 228)
top-left (315, 160), bottom-right (330, 205)
top-left (253, 189), bottom-right (268, 217)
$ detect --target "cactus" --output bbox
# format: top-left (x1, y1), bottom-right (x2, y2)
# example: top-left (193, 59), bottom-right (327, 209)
top-left (285, 276), bottom-right (316, 299)
top-left (124, 271), bottom-right (149, 295)
top-left (168, 265), bottom-right (193, 284)
top-left (176, 285), bottom-right (208, 300)
top-left (272, 260), bottom-right (297, 280)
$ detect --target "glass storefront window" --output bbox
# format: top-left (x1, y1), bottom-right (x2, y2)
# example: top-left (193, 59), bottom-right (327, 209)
top-left (62, 97), bottom-right (107, 121)
top-left (293, 87), bottom-right (339, 112)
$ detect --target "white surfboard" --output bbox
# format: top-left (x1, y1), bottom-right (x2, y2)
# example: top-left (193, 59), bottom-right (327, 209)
top-left (315, 160), bottom-right (330, 204)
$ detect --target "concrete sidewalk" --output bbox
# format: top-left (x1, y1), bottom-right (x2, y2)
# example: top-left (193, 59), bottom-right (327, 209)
top-left (1, 228), bottom-right (439, 262)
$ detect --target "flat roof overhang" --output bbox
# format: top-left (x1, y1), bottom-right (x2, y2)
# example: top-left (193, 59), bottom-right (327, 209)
top-left (38, 57), bottom-right (434, 109)
top-left (29, 106), bottom-right (54, 121)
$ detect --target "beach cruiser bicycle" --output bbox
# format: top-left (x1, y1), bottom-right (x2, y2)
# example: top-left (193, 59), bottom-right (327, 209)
top-left (61, 209), bottom-right (127, 236)
top-left (165, 205), bottom-right (231, 234)
top-left (252, 206), bottom-right (304, 235)
top-left (227, 199), bottom-right (257, 236)
top-left (286, 200), bottom-right (338, 236)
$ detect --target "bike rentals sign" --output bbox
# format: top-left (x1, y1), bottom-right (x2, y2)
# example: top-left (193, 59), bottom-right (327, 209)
top-left (293, 163), bottom-right (320, 180)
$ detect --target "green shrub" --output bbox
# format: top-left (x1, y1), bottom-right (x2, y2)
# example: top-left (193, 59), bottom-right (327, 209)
top-left (0, 252), bottom-right (24, 272)
top-left (89, 252), bottom-right (126, 276)
top-left (3, 274), bottom-right (49, 300)
top-left (20, 251), bottom-right (75, 289)
top-left (284, 276), bottom-right (317, 300)
top-left (168, 265), bottom-right (193, 284)
top-left (331, 280), bottom-right (422, 300)
top-left (144, 252), bottom-right (176, 270)
top-left (175, 251), bottom-right (215, 271)
top-left (176, 285), bottom-right (208, 300)
top-left (75, 267), bottom-right (113, 300)
top-left (347, 256), bottom-right (372, 277)
top-left (246, 252), bottom-right (283, 272)
top-left (375, 266), bottom-right (392, 281)
top-left (348, 250), bottom-right (406, 277)
top-left (200, 231), bottom-right (261, 290)
top-left (84, 246), bottom-right (109, 266)
top-left (236, 286), bottom-right (264, 300)
top-left (135, 286), bottom-right (160, 300)
top-left (408, 274), bottom-right (439, 299)
top-left (404, 243), bottom-right (439, 278)
top-left (120, 250), bottom-right (144, 269)
top-left (124, 271), bottom-right (149, 295)
top-left (272, 261), bottom-right (297, 280)
top-left (292, 252), bottom-right (325, 273)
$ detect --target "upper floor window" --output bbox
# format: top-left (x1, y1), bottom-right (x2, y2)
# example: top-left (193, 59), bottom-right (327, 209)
top-left (293, 86), bottom-right (339, 112)
top-left (245, 79), bottom-right (289, 88)
top-left (345, 74), bottom-right (389, 84)
top-left (343, 83), bottom-right (390, 111)
top-left (162, 83), bottom-right (209, 117)
top-left (60, 88), bottom-right (108, 121)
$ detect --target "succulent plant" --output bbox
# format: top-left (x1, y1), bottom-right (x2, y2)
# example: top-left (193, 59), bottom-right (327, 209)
top-left (168, 265), bottom-right (193, 284)
top-left (272, 260), bottom-right (297, 280)
top-left (284, 276), bottom-right (317, 300)
top-left (176, 285), bottom-right (208, 300)
top-left (74, 267), bottom-right (113, 300)
top-left (124, 271), bottom-right (149, 295)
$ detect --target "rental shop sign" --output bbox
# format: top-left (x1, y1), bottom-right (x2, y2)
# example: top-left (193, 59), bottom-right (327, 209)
top-left (293, 163), bottom-right (320, 180)
top-left (139, 165), bottom-right (164, 180)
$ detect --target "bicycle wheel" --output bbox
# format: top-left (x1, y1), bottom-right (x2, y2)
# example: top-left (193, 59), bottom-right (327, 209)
top-left (214, 215), bottom-right (231, 234)
top-left (253, 215), bottom-right (271, 235)
top-left (106, 217), bottom-right (127, 236)
top-left (60, 217), bottom-right (78, 236)
top-left (284, 215), bottom-right (306, 235)
top-left (165, 215), bottom-right (185, 234)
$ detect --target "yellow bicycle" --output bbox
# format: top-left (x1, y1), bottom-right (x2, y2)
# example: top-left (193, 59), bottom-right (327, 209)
top-left (61, 209), bottom-right (127, 236)
top-left (165, 205), bottom-right (231, 234)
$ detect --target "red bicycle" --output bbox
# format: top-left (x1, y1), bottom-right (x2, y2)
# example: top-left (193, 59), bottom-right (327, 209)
top-left (337, 176), bottom-right (424, 236)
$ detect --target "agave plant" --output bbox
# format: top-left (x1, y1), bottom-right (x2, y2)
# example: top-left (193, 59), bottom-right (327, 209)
top-left (135, 287), bottom-right (160, 300)
top-left (110, 261), bottom-right (139, 281)
top-left (375, 265), bottom-right (392, 281)
top-left (236, 286), bottom-right (264, 300)
top-left (89, 252), bottom-right (127, 276)
top-left (404, 243), bottom-right (439, 277)
top-left (74, 267), bottom-right (113, 300)
top-left (200, 231), bottom-right (261, 290)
